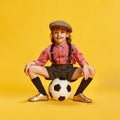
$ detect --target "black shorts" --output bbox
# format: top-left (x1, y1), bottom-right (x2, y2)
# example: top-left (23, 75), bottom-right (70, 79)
top-left (45, 64), bottom-right (78, 82)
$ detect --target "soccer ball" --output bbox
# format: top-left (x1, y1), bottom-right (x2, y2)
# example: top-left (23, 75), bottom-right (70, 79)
top-left (48, 78), bottom-right (72, 101)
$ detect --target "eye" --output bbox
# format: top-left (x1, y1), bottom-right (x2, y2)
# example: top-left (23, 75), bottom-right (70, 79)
top-left (61, 30), bottom-right (66, 33)
top-left (53, 31), bottom-right (58, 34)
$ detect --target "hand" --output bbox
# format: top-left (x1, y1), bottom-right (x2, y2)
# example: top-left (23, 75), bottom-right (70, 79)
top-left (82, 64), bottom-right (90, 80)
top-left (24, 62), bottom-right (35, 75)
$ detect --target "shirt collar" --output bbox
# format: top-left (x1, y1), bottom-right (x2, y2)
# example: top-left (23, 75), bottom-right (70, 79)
top-left (54, 41), bottom-right (68, 48)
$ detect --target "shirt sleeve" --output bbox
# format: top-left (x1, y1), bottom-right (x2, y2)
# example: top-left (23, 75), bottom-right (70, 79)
top-left (34, 46), bottom-right (50, 66)
top-left (72, 44), bottom-right (88, 67)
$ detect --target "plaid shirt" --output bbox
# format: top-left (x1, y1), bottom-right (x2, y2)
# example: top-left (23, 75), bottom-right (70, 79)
top-left (35, 41), bottom-right (88, 67)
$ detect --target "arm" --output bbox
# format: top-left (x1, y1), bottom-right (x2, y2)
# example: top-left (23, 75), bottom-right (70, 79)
top-left (34, 46), bottom-right (50, 66)
top-left (72, 44), bottom-right (90, 80)
top-left (72, 44), bottom-right (88, 67)
top-left (24, 46), bottom-right (50, 75)
top-left (82, 63), bottom-right (90, 80)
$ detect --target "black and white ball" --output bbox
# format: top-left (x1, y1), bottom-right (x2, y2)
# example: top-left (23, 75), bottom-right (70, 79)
top-left (48, 78), bottom-right (72, 101)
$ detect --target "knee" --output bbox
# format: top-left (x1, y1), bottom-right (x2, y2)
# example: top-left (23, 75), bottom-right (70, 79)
top-left (28, 66), bottom-right (36, 74)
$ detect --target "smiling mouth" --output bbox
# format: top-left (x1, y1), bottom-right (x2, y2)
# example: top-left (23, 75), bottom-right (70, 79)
top-left (57, 37), bottom-right (63, 39)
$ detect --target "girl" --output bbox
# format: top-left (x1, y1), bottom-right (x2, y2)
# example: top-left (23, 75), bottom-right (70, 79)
top-left (24, 20), bottom-right (95, 103)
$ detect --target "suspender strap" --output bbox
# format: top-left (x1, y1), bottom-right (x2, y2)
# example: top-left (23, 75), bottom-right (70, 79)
top-left (50, 43), bottom-right (73, 64)
top-left (50, 44), bottom-right (56, 64)
top-left (67, 43), bottom-right (73, 63)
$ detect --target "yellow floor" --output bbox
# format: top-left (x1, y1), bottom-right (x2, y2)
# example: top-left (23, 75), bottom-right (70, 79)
top-left (0, 0), bottom-right (120, 120)
top-left (0, 77), bottom-right (120, 120)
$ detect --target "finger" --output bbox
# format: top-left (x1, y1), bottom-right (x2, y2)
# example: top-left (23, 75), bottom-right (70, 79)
top-left (84, 73), bottom-right (89, 80)
top-left (24, 67), bottom-right (29, 75)
top-left (84, 75), bottom-right (88, 80)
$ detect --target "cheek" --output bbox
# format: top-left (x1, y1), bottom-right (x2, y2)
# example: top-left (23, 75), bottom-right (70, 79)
top-left (52, 34), bottom-right (57, 38)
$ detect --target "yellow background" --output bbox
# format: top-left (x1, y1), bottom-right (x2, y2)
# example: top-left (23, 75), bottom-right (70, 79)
top-left (0, 0), bottom-right (120, 120)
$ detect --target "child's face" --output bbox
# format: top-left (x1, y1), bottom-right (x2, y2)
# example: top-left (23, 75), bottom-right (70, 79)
top-left (51, 27), bottom-right (70, 44)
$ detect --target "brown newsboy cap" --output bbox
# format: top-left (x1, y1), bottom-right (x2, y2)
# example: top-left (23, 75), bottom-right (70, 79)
top-left (49, 20), bottom-right (72, 33)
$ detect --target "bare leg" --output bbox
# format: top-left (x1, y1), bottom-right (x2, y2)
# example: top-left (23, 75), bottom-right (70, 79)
top-left (26, 66), bottom-right (50, 101)
top-left (28, 65), bottom-right (50, 79)
top-left (71, 67), bottom-right (83, 80)
top-left (72, 66), bottom-right (95, 103)
top-left (71, 66), bottom-right (95, 80)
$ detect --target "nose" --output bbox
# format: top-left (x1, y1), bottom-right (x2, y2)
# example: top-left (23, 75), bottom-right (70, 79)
top-left (57, 32), bottom-right (60, 35)
top-left (56, 32), bottom-right (61, 37)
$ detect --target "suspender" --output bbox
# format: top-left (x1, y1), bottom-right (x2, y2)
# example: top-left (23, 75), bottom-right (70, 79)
top-left (50, 43), bottom-right (73, 64)
top-left (50, 44), bottom-right (56, 64)
top-left (67, 43), bottom-right (72, 63)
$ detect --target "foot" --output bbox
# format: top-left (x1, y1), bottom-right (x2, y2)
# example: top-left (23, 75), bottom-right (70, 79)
top-left (28, 93), bottom-right (49, 102)
top-left (73, 93), bottom-right (92, 103)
